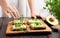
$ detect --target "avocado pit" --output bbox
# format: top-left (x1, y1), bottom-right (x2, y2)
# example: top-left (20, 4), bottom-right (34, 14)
top-left (49, 18), bottom-right (55, 22)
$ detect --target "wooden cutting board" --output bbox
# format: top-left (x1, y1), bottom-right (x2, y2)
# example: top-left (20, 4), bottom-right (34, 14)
top-left (6, 19), bottom-right (52, 34)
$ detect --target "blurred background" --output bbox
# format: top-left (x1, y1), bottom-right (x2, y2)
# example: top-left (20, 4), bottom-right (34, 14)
top-left (0, 0), bottom-right (50, 17)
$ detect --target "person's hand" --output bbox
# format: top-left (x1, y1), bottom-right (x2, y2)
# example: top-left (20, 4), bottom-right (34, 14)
top-left (2, 4), bottom-right (20, 19)
top-left (31, 12), bottom-right (45, 20)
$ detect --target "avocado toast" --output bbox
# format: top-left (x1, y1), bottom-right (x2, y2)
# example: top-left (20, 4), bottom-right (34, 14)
top-left (30, 22), bottom-right (46, 30)
top-left (12, 23), bottom-right (26, 31)
top-left (28, 18), bottom-right (46, 30)
top-left (12, 18), bottom-right (26, 31)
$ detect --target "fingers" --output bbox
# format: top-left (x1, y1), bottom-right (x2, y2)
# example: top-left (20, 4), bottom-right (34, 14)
top-left (10, 6), bottom-right (20, 19)
top-left (7, 8), bottom-right (16, 19)
top-left (31, 13), bottom-right (45, 20)
top-left (12, 6), bottom-right (20, 18)
top-left (33, 16), bottom-right (36, 18)
top-left (31, 15), bottom-right (36, 18)
top-left (3, 4), bottom-right (20, 19)
top-left (9, 7), bottom-right (17, 19)
top-left (4, 9), bottom-right (12, 18)
top-left (4, 8), bottom-right (16, 19)
top-left (8, 6), bottom-right (20, 19)
top-left (39, 15), bottom-right (45, 20)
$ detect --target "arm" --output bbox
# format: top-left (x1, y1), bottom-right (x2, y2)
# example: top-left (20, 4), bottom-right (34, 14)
top-left (28, 0), bottom-right (35, 14)
top-left (0, 0), bottom-right (7, 6)
top-left (28, 0), bottom-right (36, 18)
top-left (28, 0), bottom-right (45, 20)
top-left (0, 0), bottom-right (20, 19)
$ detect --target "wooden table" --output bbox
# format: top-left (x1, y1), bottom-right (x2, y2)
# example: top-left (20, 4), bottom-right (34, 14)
top-left (0, 17), bottom-right (59, 38)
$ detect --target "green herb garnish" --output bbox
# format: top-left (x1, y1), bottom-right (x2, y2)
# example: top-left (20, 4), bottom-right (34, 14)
top-left (45, 0), bottom-right (60, 22)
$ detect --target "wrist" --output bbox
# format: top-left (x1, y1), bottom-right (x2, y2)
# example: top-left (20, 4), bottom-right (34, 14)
top-left (30, 8), bottom-right (36, 14)
top-left (0, 0), bottom-right (8, 7)
top-left (31, 11), bottom-right (35, 15)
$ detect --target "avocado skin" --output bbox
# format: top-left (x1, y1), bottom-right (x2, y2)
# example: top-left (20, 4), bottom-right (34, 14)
top-left (44, 20), bottom-right (53, 27)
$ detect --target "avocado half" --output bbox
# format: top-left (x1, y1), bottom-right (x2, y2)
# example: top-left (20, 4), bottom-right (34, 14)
top-left (46, 15), bottom-right (59, 26)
